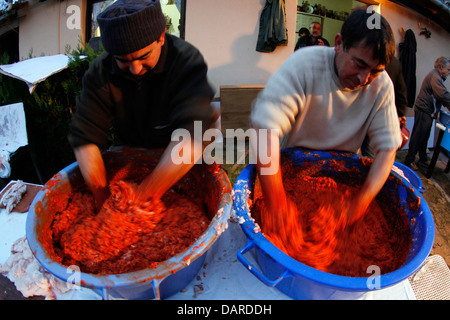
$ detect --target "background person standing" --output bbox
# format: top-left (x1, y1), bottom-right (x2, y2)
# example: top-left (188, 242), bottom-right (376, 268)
top-left (404, 57), bottom-right (450, 170)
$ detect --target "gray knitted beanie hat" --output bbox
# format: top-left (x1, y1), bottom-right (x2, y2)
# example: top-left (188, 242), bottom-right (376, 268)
top-left (97, 0), bottom-right (166, 55)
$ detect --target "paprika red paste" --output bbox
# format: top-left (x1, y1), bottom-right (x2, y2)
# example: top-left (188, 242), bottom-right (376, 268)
top-left (251, 158), bottom-right (412, 277)
top-left (46, 169), bottom-right (210, 275)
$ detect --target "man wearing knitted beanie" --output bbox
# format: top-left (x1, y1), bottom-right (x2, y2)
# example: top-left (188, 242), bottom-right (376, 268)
top-left (68, 0), bottom-right (217, 209)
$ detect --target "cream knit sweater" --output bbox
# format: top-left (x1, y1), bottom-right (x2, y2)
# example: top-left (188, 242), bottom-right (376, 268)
top-left (251, 46), bottom-right (401, 154)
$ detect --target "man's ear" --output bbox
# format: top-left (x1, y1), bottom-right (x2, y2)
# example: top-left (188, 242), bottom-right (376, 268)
top-left (334, 33), bottom-right (343, 54)
top-left (158, 29), bottom-right (166, 45)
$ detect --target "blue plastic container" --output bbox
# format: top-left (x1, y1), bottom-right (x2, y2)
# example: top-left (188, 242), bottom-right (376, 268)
top-left (234, 149), bottom-right (435, 300)
top-left (393, 161), bottom-right (425, 194)
top-left (26, 147), bottom-right (232, 300)
top-left (441, 124), bottom-right (450, 152)
top-left (440, 109), bottom-right (450, 126)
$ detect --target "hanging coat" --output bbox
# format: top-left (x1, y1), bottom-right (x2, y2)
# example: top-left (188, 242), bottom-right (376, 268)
top-left (399, 29), bottom-right (417, 109)
top-left (256, 0), bottom-right (288, 53)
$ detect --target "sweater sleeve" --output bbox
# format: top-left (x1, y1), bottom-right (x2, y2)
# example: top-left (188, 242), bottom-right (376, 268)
top-left (166, 42), bottom-right (217, 134)
top-left (68, 56), bottom-right (114, 149)
top-left (250, 55), bottom-right (303, 136)
top-left (366, 78), bottom-right (402, 153)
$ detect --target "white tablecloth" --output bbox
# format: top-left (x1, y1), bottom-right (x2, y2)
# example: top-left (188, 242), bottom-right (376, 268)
top-left (0, 206), bottom-right (416, 300)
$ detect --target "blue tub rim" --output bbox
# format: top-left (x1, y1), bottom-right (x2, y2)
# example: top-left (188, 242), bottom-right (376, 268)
top-left (234, 148), bottom-right (435, 292)
top-left (26, 148), bottom-right (232, 296)
top-left (392, 161), bottom-right (425, 194)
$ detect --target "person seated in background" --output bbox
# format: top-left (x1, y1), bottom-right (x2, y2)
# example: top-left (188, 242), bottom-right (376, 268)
top-left (298, 27), bottom-right (310, 38)
top-left (295, 22), bottom-right (330, 50)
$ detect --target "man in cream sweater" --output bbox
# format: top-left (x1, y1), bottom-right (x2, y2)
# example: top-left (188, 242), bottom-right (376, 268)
top-left (250, 8), bottom-right (401, 225)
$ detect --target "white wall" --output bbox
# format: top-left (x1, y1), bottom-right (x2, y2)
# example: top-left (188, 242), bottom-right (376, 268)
top-left (185, 0), bottom-right (297, 97)
top-left (378, 0), bottom-right (450, 117)
top-left (19, 0), bottom-right (83, 59)
top-left (18, 0), bottom-right (450, 105)
top-left (185, 0), bottom-right (450, 102)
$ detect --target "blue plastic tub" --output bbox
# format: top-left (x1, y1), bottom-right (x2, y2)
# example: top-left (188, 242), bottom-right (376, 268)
top-left (26, 147), bottom-right (232, 300)
top-left (441, 124), bottom-right (450, 152)
top-left (234, 149), bottom-right (435, 300)
top-left (440, 109), bottom-right (450, 126)
top-left (393, 161), bottom-right (425, 194)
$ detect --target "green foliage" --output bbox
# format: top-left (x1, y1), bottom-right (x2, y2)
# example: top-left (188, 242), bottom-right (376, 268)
top-left (0, 52), bottom-right (24, 104)
top-left (0, 44), bottom-right (104, 182)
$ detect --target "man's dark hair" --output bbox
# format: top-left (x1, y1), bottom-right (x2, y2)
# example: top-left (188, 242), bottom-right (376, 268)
top-left (341, 8), bottom-right (395, 66)
top-left (298, 27), bottom-right (310, 36)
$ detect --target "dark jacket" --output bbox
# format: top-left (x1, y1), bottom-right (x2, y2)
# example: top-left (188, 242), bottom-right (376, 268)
top-left (414, 68), bottom-right (450, 116)
top-left (385, 56), bottom-right (408, 117)
top-left (399, 29), bottom-right (417, 109)
top-left (69, 34), bottom-right (216, 149)
top-left (256, 0), bottom-right (288, 53)
top-left (294, 35), bottom-right (330, 51)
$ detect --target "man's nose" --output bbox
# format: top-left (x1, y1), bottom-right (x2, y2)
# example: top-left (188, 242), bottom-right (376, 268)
top-left (129, 61), bottom-right (143, 75)
top-left (357, 70), bottom-right (371, 86)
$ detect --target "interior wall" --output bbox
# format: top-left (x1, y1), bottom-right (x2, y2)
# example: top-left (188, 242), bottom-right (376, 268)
top-left (306, 0), bottom-right (354, 12)
top-left (295, 0), bottom-right (353, 46)
top-left (185, 0), bottom-right (297, 97)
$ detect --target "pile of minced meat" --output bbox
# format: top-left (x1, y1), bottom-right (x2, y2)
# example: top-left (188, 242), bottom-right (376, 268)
top-left (251, 158), bottom-right (412, 277)
top-left (48, 179), bottom-right (210, 275)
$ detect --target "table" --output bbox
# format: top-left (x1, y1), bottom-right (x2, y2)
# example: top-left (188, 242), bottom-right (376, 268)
top-left (0, 203), bottom-right (416, 300)
top-left (426, 122), bottom-right (450, 178)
